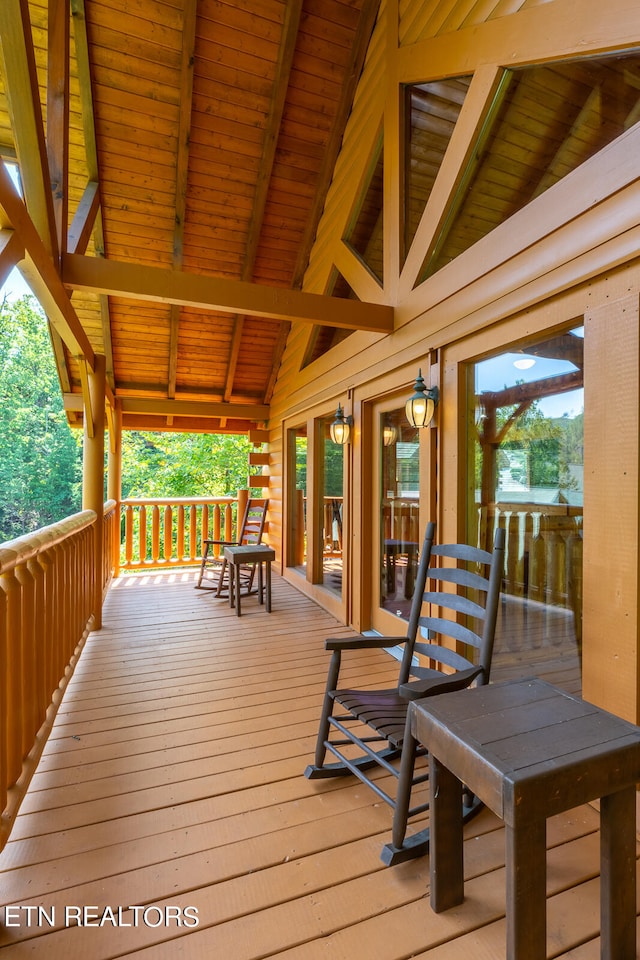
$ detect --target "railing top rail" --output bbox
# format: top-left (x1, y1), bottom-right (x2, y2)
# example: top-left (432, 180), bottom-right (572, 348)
top-left (0, 509), bottom-right (97, 575)
top-left (122, 496), bottom-right (236, 507)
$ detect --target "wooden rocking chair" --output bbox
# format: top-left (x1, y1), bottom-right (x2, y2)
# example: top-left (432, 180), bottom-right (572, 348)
top-left (196, 498), bottom-right (269, 595)
top-left (304, 521), bottom-right (505, 865)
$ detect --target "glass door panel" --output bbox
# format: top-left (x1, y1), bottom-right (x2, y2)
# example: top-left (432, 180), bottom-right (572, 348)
top-left (289, 425), bottom-right (307, 573)
top-left (468, 326), bottom-right (584, 694)
top-left (320, 417), bottom-right (344, 597)
top-left (379, 408), bottom-right (420, 621)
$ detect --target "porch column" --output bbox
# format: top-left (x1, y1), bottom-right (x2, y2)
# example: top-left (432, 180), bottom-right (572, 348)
top-left (82, 354), bottom-right (106, 630)
top-left (107, 400), bottom-right (122, 577)
top-left (583, 295), bottom-right (639, 723)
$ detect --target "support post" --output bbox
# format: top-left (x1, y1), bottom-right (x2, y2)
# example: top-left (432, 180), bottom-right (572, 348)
top-left (82, 353), bottom-right (106, 629)
top-left (107, 400), bottom-right (122, 577)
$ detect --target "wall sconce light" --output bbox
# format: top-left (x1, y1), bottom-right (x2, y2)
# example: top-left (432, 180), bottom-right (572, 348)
top-left (330, 403), bottom-right (353, 445)
top-left (405, 369), bottom-right (439, 428)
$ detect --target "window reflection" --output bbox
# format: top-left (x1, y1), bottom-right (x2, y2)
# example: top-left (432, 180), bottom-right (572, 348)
top-left (321, 417), bottom-right (344, 596)
top-left (291, 427), bottom-right (307, 571)
top-left (380, 409), bottom-right (420, 619)
top-left (469, 327), bottom-right (584, 694)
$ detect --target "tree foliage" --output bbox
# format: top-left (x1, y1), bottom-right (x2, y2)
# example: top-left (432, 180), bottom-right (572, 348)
top-left (121, 431), bottom-right (252, 498)
top-left (0, 296), bottom-right (254, 543)
top-left (0, 296), bottom-right (82, 540)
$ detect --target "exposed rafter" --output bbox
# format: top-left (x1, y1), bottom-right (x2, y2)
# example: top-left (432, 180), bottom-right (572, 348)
top-left (293, 0), bottom-right (382, 289)
top-left (47, 0), bottom-right (70, 264)
top-left (225, 0), bottom-right (304, 404)
top-left (0, 0), bottom-right (58, 259)
top-left (68, 180), bottom-right (100, 255)
top-left (167, 0), bottom-right (198, 400)
top-left (70, 0), bottom-right (114, 389)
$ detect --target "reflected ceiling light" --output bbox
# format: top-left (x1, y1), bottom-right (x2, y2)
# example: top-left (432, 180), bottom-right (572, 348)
top-left (383, 423), bottom-right (398, 446)
top-left (330, 403), bottom-right (353, 445)
top-left (405, 369), bottom-right (439, 428)
top-left (514, 358), bottom-right (536, 370)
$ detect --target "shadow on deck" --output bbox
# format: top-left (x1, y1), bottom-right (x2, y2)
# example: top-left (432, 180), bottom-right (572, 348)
top-left (0, 571), bottom-right (633, 958)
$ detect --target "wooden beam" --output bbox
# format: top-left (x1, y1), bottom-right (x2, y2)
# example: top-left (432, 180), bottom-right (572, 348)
top-left (70, 0), bottom-right (115, 390)
top-left (118, 397), bottom-right (270, 421)
top-left (0, 0), bottom-right (58, 260)
top-left (397, 0), bottom-right (640, 86)
top-left (167, 0), bottom-right (197, 399)
top-left (77, 354), bottom-right (94, 439)
top-left (168, 305), bottom-right (181, 399)
top-left (223, 317), bottom-right (244, 403)
top-left (0, 164), bottom-right (96, 366)
top-left (47, 0), bottom-right (70, 263)
top-left (292, 0), bottom-right (382, 288)
top-left (67, 180), bottom-right (100, 255)
top-left (62, 254), bottom-right (394, 333)
top-left (221, 1), bottom-right (303, 404)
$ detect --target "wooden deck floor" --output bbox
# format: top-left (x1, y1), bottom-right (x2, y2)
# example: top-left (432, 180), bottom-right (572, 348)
top-left (0, 570), bottom-right (636, 958)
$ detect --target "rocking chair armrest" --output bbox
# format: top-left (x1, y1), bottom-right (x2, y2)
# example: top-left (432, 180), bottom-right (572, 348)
top-left (203, 538), bottom-right (239, 547)
top-left (399, 666), bottom-right (484, 701)
top-left (325, 634), bottom-right (408, 652)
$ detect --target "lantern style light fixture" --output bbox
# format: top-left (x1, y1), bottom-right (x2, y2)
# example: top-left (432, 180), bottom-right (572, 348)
top-left (330, 402), bottom-right (353, 445)
top-left (405, 368), bottom-right (439, 428)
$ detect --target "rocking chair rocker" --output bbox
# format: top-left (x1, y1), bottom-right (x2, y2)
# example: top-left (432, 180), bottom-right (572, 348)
top-left (304, 521), bottom-right (505, 865)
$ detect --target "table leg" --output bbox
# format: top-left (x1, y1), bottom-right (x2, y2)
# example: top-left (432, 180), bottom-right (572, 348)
top-left (266, 560), bottom-right (271, 612)
top-left (600, 786), bottom-right (636, 960)
top-left (429, 755), bottom-right (464, 912)
top-left (505, 818), bottom-right (546, 960)
top-left (228, 561), bottom-right (234, 609)
top-left (234, 563), bottom-right (241, 617)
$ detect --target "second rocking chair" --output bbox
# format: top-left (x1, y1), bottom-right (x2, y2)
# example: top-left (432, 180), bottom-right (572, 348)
top-left (304, 521), bottom-right (505, 865)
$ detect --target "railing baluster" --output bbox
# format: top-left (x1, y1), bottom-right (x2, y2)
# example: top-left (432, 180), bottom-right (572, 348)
top-left (177, 505), bottom-right (185, 562)
top-left (151, 505), bottom-right (160, 564)
top-left (201, 504), bottom-right (209, 557)
top-left (118, 497), bottom-right (239, 570)
top-left (189, 505), bottom-right (197, 561)
top-left (164, 506), bottom-right (173, 562)
top-left (224, 503), bottom-right (234, 543)
top-left (212, 504), bottom-right (221, 557)
top-left (138, 505), bottom-right (147, 565)
top-left (125, 504), bottom-right (133, 564)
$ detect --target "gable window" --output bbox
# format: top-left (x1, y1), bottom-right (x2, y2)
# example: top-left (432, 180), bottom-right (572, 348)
top-left (413, 52), bottom-right (640, 284)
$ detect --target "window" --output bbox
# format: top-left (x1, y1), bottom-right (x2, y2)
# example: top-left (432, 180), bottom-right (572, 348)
top-left (379, 407), bottom-right (420, 620)
top-left (468, 327), bottom-right (584, 693)
top-left (415, 52), bottom-right (640, 283)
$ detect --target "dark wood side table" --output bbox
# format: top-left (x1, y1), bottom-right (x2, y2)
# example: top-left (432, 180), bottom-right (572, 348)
top-left (223, 544), bottom-right (276, 617)
top-left (410, 677), bottom-right (640, 960)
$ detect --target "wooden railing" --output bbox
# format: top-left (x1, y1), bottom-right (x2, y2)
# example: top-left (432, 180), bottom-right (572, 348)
top-left (0, 508), bottom-right (108, 849)
top-left (477, 502), bottom-right (583, 613)
top-left (120, 496), bottom-right (238, 569)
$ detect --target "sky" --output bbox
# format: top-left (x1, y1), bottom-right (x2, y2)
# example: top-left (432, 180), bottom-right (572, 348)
top-left (474, 328), bottom-right (584, 420)
top-left (1, 163), bottom-right (33, 302)
top-left (3, 267), bottom-right (33, 302)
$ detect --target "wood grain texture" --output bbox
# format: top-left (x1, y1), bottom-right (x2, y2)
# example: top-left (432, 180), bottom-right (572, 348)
top-left (0, 571), bottom-right (621, 959)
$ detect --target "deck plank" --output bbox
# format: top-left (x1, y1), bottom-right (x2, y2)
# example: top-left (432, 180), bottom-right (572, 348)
top-left (0, 571), bottom-right (635, 958)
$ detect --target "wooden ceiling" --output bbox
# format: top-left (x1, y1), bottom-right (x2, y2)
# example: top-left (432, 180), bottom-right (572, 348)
top-left (0, 0), bottom-right (385, 433)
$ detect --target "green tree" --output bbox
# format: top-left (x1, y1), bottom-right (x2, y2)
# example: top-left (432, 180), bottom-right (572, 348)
top-left (121, 430), bottom-right (252, 498)
top-left (0, 296), bottom-right (82, 540)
